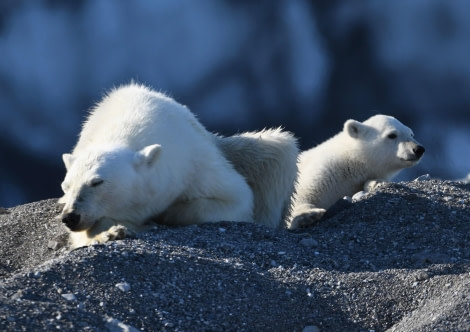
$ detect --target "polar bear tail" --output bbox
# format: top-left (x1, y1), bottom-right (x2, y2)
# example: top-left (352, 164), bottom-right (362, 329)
top-left (216, 128), bottom-right (299, 228)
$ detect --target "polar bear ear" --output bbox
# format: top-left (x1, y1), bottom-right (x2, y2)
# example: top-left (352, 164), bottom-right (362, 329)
top-left (62, 154), bottom-right (74, 171)
top-left (134, 144), bottom-right (162, 168)
top-left (344, 119), bottom-right (368, 138)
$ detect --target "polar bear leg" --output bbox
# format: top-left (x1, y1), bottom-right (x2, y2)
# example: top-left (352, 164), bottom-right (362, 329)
top-left (162, 197), bottom-right (249, 226)
top-left (288, 203), bottom-right (326, 230)
top-left (161, 165), bottom-right (254, 225)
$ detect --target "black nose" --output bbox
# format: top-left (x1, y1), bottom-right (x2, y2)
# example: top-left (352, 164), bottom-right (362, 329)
top-left (414, 145), bottom-right (425, 158)
top-left (62, 212), bottom-right (81, 229)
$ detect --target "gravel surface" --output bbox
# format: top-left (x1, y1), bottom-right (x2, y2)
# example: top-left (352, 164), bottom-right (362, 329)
top-left (0, 179), bottom-right (469, 331)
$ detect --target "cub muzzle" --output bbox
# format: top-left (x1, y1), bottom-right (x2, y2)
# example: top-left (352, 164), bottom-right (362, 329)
top-left (413, 145), bottom-right (425, 159)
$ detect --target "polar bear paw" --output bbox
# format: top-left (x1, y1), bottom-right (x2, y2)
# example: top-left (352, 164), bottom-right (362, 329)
top-left (289, 207), bottom-right (327, 229)
top-left (69, 224), bottom-right (134, 250)
top-left (91, 225), bottom-right (128, 245)
top-left (105, 225), bottom-right (128, 241)
top-left (364, 179), bottom-right (386, 192)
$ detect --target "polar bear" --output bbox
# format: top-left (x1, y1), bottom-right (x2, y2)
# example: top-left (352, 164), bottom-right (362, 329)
top-left (59, 83), bottom-right (298, 249)
top-left (216, 128), bottom-right (299, 228)
top-left (288, 114), bottom-right (425, 229)
top-left (59, 83), bottom-right (254, 249)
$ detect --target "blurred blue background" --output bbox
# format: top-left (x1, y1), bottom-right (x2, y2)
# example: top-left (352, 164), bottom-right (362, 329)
top-left (0, 0), bottom-right (469, 207)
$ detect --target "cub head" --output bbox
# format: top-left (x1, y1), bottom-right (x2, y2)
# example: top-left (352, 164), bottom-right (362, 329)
top-left (344, 114), bottom-right (425, 179)
top-left (58, 144), bottom-right (162, 232)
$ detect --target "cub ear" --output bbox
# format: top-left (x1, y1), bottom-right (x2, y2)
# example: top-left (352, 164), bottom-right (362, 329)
top-left (344, 119), bottom-right (368, 138)
top-left (134, 144), bottom-right (162, 167)
top-left (62, 153), bottom-right (74, 171)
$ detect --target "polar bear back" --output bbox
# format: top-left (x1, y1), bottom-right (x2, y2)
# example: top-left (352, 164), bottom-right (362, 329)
top-left (73, 84), bottom-right (211, 155)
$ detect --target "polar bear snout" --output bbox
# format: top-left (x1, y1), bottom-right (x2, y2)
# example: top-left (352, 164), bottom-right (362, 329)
top-left (399, 141), bottom-right (425, 163)
top-left (413, 145), bottom-right (425, 159)
top-left (62, 212), bottom-right (81, 230)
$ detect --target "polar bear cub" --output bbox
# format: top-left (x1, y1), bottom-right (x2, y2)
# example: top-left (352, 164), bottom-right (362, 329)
top-left (288, 114), bottom-right (425, 229)
top-left (59, 83), bottom-right (254, 249)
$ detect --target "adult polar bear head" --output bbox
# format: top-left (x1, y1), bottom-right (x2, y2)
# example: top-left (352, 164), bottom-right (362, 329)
top-left (59, 144), bottom-right (162, 232)
top-left (344, 114), bottom-right (425, 180)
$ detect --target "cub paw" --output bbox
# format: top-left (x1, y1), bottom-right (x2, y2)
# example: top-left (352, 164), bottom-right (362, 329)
top-left (289, 208), bottom-right (326, 229)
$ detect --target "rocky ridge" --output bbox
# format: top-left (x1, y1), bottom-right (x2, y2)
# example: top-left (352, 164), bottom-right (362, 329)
top-left (0, 179), bottom-right (469, 331)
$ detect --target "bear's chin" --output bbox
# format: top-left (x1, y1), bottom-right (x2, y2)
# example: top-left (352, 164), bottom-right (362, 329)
top-left (63, 217), bottom-right (101, 232)
top-left (66, 223), bottom-right (95, 232)
top-left (399, 156), bottom-right (421, 164)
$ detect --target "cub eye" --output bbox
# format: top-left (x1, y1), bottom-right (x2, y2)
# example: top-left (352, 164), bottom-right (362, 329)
top-left (90, 179), bottom-right (104, 187)
top-left (387, 133), bottom-right (397, 139)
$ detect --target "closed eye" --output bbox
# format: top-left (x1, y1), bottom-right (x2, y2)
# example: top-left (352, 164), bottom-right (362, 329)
top-left (90, 179), bottom-right (104, 187)
top-left (387, 133), bottom-right (397, 139)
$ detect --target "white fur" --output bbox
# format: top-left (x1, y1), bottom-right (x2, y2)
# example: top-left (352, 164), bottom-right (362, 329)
top-left (288, 114), bottom-right (425, 229)
top-left (216, 128), bottom-right (299, 228)
top-left (59, 83), bottom-right (254, 249)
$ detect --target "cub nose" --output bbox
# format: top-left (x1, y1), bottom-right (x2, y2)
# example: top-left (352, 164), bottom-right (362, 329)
top-left (413, 145), bottom-right (425, 158)
top-left (62, 212), bottom-right (81, 229)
